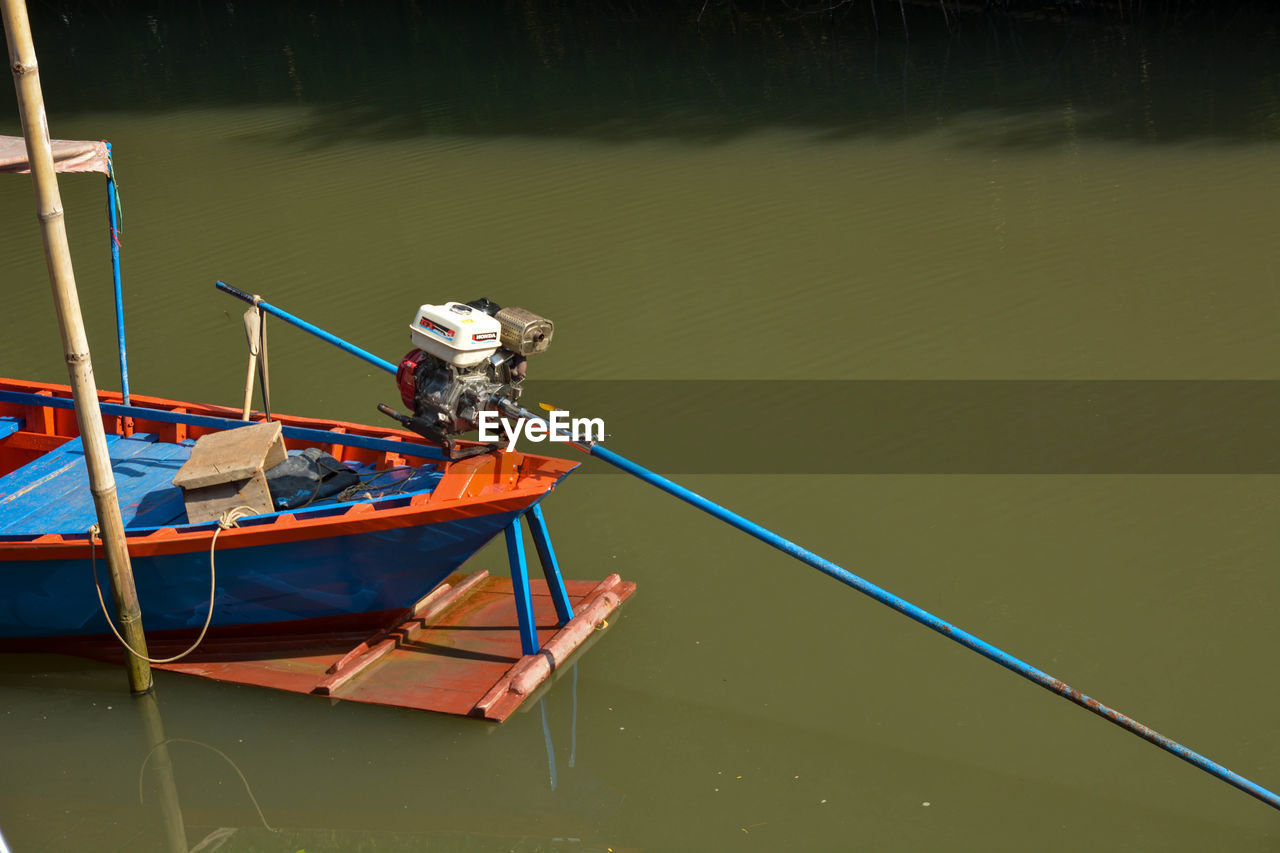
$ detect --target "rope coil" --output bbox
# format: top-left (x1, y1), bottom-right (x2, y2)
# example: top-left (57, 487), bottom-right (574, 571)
top-left (90, 506), bottom-right (257, 664)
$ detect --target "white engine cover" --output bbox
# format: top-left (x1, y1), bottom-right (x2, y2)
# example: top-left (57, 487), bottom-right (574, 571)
top-left (409, 302), bottom-right (502, 367)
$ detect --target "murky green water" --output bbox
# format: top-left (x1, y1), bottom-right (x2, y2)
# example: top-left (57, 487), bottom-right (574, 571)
top-left (2, 4), bottom-right (1279, 851)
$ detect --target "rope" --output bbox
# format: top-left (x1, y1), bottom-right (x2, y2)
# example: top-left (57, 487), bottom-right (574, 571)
top-left (277, 461), bottom-right (418, 511)
top-left (89, 506), bottom-right (257, 664)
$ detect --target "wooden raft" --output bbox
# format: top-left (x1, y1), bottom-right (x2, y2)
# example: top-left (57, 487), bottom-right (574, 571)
top-left (151, 570), bottom-right (634, 721)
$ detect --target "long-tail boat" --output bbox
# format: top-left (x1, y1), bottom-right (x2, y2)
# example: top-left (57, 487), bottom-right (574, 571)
top-left (0, 135), bottom-right (632, 721)
top-left (0, 376), bottom-right (577, 641)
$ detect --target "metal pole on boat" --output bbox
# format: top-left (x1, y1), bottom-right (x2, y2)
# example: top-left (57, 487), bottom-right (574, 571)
top-left (212, 283), bottom-right (1280, 810)
top-left (2, 0), bottom-right (153, 693)
top-left (105, 142), bottom-right (130, 405)
top-left (216, 281), bottom-right (399, 374)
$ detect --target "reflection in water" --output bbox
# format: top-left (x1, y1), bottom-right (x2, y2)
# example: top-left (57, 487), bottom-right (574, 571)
top-left (133, 692), bottom-right (288, 850)
top-left (537, 664), bottom-right (581, 793)
top-left (0, 659), bottom-right (602, 850)
top-left (135, 694), bottom-right (189, 853)
top-left (6, 3), bottom-right (1279, 146)
top-left (138, 734), bottom-right (277, 835)
top-left (125, 665), bottom-right (583, 849)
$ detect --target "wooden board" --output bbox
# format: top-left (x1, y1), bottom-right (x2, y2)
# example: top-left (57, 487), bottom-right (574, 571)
top-left (171, 421), bottom-right (285, 488)
top-left (152, 571), bottom-right (635, 721)
top-left (172, 421), bottom-right (285, 523)
top-left (0, 433), bottom-right (192, 534)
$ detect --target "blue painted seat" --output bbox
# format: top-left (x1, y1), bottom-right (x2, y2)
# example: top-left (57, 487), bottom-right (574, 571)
top-left (0, 433), bottom-right (192, 535)
top-left (0, 434), bottom-right (445, 536)
top-left (0, 416), bottom-right (22, 441)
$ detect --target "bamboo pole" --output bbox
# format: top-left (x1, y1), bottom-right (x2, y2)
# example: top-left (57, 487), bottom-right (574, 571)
top-left (2, 0), bottom-right (153, 693)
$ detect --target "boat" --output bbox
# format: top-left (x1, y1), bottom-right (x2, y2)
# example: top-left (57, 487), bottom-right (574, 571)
top-left (0, 376), bottom-right (577, 643)
top-left (0, 132), bottom-right (633, 720)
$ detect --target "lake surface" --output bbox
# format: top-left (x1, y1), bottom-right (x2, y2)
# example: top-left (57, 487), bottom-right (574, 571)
top-left (1, 3), bottom-right (1278, 850)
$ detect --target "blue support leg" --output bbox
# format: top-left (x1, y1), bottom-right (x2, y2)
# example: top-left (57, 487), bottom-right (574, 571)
top-left (527, 503), bottom-right (574, 627)
top-left (504, 515), bottom-right (540, 656)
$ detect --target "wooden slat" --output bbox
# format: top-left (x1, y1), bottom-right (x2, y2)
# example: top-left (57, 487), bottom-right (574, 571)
top-left (0, 431), bottom-right (66, 453)
top-left (151, 573), bottom-right (636, 722)
top-left (0, 433), bottom-right (193, 534)
top-left (0, 416), bottom-right (22, 440)
top-left (172, 421), bottom-right (284, 489)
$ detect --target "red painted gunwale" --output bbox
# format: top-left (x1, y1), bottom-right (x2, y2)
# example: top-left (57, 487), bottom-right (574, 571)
top-left (0, 378), bottom-right (577, 561)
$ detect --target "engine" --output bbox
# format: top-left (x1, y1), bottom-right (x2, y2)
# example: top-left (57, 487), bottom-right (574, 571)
top-left (378, 298), bottom-right (552, 457)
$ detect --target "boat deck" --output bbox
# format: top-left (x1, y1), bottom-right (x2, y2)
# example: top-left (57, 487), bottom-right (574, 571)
top-left (0, 431), bottom-right (442, 536)
top-left (0, 433), bottom-right (189, 535)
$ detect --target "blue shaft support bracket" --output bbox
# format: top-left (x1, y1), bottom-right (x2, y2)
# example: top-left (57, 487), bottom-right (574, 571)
top-left (527, 504), bottom-right (574, 627)
top-left (504, 514), bottom-right (540, 657)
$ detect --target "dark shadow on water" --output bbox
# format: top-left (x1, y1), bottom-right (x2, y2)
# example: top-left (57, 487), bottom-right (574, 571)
top-left (4, 1), bottom-right (1279, 148)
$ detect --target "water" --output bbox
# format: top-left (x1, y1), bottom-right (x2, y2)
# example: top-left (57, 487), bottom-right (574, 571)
top-left (1, 4), bottom-right (1278, 850)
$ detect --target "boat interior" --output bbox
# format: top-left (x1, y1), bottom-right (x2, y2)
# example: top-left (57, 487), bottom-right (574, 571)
top-left (0, 381), bottom-right (566, 541)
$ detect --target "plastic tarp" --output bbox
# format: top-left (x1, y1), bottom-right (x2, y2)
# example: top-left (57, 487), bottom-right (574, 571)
top-left (0, 135), bottom-right (108, 175)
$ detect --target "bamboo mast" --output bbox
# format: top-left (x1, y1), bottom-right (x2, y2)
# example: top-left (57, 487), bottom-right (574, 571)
top-left (2, 0), bottom-right (153, 693)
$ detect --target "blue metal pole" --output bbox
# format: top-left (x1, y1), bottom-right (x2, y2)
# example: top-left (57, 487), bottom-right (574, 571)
top-left (215, 281), bottom-right (397, 375)
top-left (527, 503), bottom-right (574, 626)
top-left (584, 442), bottom-right (1280, 811)
top-left (105, 143), bottom-right (129, 405)
top-left (210, 285), bottom-right (1280, 811)
top-left (504, 515), bottom-right (540, 657)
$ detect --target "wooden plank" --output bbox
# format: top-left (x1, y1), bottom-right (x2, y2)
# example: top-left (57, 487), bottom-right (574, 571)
top-left (0, 431), bottom-right (67, 453)
top-left (150, 573), bottom-right (636, 722)
top-left (172, 421), bottom-right (284, 489)
top-left (11, 433), bottom-right (158, 508)
top-left (116, 440), bottom-right (194, 528)
top-left (0, 438), bottom-right (88, 530)
top-left (0, 433), bottom-right (196, 534)
top-left (0, 434), bottom-right (181, 534)
top-left (23, 389), bottom-right (55, 437)
top-left (173, 421), bottom-right (284, 523)
top-left (312, 572), bottom-right (492, 696)
top-left (338, 576), bottom-right (633, 720)
top-left (0, 416), bottom-right (22, 440)
top-left (179, 470), bottom-right (272, 525)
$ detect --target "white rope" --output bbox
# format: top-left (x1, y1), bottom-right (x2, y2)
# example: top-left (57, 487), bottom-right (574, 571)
top-left (90, 506), bottom-right (257, 664)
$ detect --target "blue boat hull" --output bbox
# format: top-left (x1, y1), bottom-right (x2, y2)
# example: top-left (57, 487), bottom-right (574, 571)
top-left (0, 509), bottom-right (523, 639)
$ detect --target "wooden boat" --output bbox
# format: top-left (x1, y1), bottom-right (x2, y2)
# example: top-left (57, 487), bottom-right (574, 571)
top-left (0, 377), bottom-right (578, 644)
top-left (0, 133), bottom-right (633, 720)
